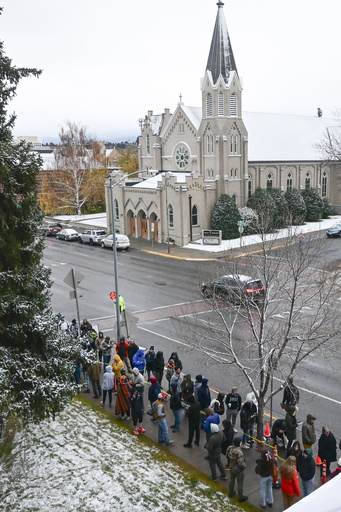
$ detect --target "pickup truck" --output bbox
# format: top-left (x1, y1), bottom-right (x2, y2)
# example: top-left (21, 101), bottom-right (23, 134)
top-left (78, 229), bottom-right (107, 245)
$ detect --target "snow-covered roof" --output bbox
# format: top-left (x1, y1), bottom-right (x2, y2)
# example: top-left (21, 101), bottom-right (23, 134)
top-left (243, 111), bottom-right (336, 162)
top-left (148, 113), bottom-right (164, 135)
top-left (130, 171), bottom-right (192, 190)
top-left (181, 105), bottom-right (202, 131)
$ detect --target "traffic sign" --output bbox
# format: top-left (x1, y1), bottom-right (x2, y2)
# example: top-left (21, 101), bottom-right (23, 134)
top-left (64, 269), bottom-right (84, 288)
top-left (237, 220), bottom-right (245, 227)
top-left (109, 291), bottom-right (116, 300)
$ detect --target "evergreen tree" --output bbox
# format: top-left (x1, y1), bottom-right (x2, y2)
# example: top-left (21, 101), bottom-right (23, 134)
top-left (266, 188), bottom-right (289, 228)
top-left (322, 196), bottom-right (334, 218)
top-left (301, 189), bottom-right (323, 221)
top-left (0, 17), bottom-right (84, 424)
top-left (211, 194), bottom-right (240, 239)
top-left (246, 188), bottom-right (276, 232)
top-left (284, 189), bottom-right (306, 225)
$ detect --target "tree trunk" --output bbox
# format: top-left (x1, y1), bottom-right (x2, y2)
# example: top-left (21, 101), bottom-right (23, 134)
top-left (256, 400), bottom-right (265, 447)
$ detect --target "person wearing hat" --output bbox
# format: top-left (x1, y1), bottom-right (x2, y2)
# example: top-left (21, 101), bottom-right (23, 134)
top-left (302, 414), bottom-right (316, 449)
top-left (226, 437), bottom-right (248, 502)
top-left (145, 346), bottom-right (156, 381)
top-left (330, 457), bottom-right (341, 479)
top-left (206, 423), bottom-right (227, 481)
top-left (297, 448), bottom-right (315, 496)
top-left (154, 393), bottom-right (174, 445)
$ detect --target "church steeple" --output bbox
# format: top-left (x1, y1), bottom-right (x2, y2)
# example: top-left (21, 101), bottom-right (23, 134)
top-left (206, 1), bottom-right (238, 85)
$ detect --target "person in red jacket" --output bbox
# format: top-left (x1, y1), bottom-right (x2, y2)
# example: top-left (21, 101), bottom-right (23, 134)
top-left (280, 455), bottom-right (300, 509)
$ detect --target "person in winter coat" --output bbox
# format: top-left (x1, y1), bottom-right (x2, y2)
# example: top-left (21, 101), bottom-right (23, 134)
top-left (168, 351), bottom-right (182, 371)
top-left (132, 348), bottom-right (146, 374)
top-left (128, 339), bottom-right (139, 369)
top-left (198, 378), bottom-right (211, 427)
top-left (116, 336), bottom-right (131, 373)
top-left (226, 437), bottom-right (248, 502)
top-left (206, 424), bottom-right (227, 481)
top-left (112, 354), bottom-right (124, 386)
top-left (169, 382), bottom-right (182, 432)
top-left (221, 419), bottom-right (234, 467)
top-left (210, 392), bottom-right (225, 416)
top-left (165, 359), bottom-right (175, 393)
top-left (100, 336), bottom-right (113, 367)
top-left (282, 377), bottom-right (299, 410)
top-left (170, 367), bottom-right (184, 395)
top-left (101, 366), bottom-right (115, 407)
top-left (183, 395), bottom-right (201, 448)
top-left (88, 361), bottom-right (101, 398)
top-left (181, 374), bottom-right (194, 403)
top-left (115, 375), bottom-right (131, 419)
top-left (193, 374), bottom-right (202, 402)
top-left (297, 448), bottom-right (315, 496)
top-left (129, 387), bottom-right (145, 435)
top-left (153, 351), bottom-right (165, 387)
top-left (240, 400), bottom-right (257, 449)
top-left (145, 346), bottom-right (156, 381)
top-left (204, 408), bottom-right (220, 441)
top-left (225, 387), bottom-right (241, 432)
top-left (285, 405), bottom-right (298, 454)
top-left (287, 440), bottom-right (302, 463)
top-left (148, 376), bottom-right (160, 421)
top-left (280, 455), bottom-right (300, 509)
top-left (131, 367), bottom-right (145, 410)
top-left (255, 449), bottom-right (275, 508)
top-left (330, 457), bottom-right (341, 480)
top-left (302, 413), bottom-right (316, 449)
top-left (270, 419), bottom-right (287, 447)
top-left (318, 426), bottom-right (337, 477)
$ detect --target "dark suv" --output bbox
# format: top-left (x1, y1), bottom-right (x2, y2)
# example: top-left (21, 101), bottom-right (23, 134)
top-left (201, 274), bottom-right (264, 303)
top-left (45, 223), bottom-right (62, 236)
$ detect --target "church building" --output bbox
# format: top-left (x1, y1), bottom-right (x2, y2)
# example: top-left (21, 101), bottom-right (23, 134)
top-left (105, 1), bottom-right (340, 247)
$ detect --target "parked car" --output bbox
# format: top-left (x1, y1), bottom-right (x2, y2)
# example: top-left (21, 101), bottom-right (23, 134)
top-left (101, 234), bottom-right (130, 250)
top-left (78, 229), bottom-right (107, 245)
top-left (45, 223), bottom-right (62, 236)
top-left (201, 274), bottom-right (264, 303)
top-left (326, 223), bottom-right (341, 238)
top-left (56, 228), bottom-right (79, 241)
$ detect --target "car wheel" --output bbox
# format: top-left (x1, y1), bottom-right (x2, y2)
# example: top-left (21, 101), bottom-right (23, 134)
top-left (79, 237), bottom-right (83, 243)
top-left (101, 242), bottom-right (105, 248)
top-left (89, 239), bottom-right (94, 245)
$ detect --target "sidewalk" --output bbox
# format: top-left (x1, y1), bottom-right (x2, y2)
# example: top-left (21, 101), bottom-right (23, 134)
top-left (84, 387), bottom-right (322, 512)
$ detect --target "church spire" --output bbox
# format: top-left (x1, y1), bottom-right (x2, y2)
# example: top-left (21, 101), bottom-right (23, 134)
top-left (206, 1), bottom-right (238, 85)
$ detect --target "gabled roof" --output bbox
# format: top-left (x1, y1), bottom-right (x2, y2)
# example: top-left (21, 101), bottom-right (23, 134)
top-left (206, 1), bottom-right (238, 85)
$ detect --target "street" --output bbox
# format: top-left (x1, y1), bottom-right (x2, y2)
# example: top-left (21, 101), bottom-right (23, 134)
top-left (43, 236), bottom-right (341, 445)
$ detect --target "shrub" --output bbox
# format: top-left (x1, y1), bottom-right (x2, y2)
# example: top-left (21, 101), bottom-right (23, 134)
top-left (211, 194), bottom-right (241, 239)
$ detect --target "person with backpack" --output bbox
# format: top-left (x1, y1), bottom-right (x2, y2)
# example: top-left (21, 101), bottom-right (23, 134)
top-left (145, 346), bottom-right (156, 381)
top-left (255, 449), bottom-right (275, 508)
top-left (226, 437), bottom-right (248, 502)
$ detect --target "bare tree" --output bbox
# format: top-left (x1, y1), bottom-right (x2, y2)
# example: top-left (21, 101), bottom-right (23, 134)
top-left (315, 109), bottom-right (341, 162)
top-left (176, 227), bottom-right (340, 442)
top-left (45, 121), bottom-right (104, 215)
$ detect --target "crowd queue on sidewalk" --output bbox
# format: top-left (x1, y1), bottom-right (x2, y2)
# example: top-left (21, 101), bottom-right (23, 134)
top-left (59, 315), bottom-right (341, 510)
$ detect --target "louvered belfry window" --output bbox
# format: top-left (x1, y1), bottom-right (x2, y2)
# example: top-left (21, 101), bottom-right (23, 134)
top-left (206, 93), bottom-right (213, 117)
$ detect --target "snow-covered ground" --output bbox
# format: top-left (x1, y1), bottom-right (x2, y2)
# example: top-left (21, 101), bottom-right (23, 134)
top-left (0, 400), bottom-right (238, 512)
top-left (53, 213), bottom-right (341, 253)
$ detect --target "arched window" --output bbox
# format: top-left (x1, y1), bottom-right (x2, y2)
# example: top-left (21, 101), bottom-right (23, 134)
top-left (230, 93), bottom-right (237, 116)
top-left (230, 134), bottom-right (238, 154)
top-left (206, 169), bottom-right (214, 179)
top-left (248, 174), bottom-right (252, 198)
top-left (114, 199), bottom-right (119, 220)
top-left (218, 92), bottom-right (224, 116)
top-left (287, 172), bottom-right (293, 191)
top-left (322, 171), bottom-right (327, 197)
top-left (146, 134), bottom-right (150, 155)
top-left (207, 134), bottom-right (214, 154)
top-left (192, 205), bottom-right (198, 226)
top-left (305, 172), bottom-right (311, 190)
top-left (206, 93), bottom-right (213, 117)
top-left (168, 204), bottom-right (174, 228)
top-left (232, 194), bottom-right (237, 204)
top-left (267, 173), bottom-right (273, 189)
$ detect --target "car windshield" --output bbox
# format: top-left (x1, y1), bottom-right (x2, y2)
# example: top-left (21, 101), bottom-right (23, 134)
top-left (96, 230), bottom-right (106, 235)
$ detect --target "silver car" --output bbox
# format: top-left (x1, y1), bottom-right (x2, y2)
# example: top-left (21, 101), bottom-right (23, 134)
top-left (56, 228), bottom-right (79, 241)
top-left (101, 234), bottom-right (130, 250)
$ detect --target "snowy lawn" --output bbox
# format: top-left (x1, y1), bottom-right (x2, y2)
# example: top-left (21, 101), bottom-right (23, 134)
top-left (0, 399), bottom-right (242, 512)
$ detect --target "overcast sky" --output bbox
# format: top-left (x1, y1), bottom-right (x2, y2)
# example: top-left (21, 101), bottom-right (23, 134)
top-left (1, 0), bottom-right (340, 143)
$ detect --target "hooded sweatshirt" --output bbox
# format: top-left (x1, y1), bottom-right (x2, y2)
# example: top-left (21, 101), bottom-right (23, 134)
top-left (102, 366), bottom-right (115, 390)
top-left (112, 354), bottom-right (124, 379)
top-left (132, 348), bottom-right (146, 372)
top-left (132, 367), bottom-right (145, 389)
top-left (198, 378), bottom-right (211, 409)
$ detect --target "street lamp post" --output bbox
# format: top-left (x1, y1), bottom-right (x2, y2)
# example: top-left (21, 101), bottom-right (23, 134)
top-left (165, 172), bottom-right (171, 254)
top-left (189, 194), bottom-right (193, 242)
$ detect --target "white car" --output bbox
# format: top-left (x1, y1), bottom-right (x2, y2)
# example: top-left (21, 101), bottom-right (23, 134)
top-left (56, 228), bottom-right (79, 241)
top-left (101, 234), bottom-right (130, 250)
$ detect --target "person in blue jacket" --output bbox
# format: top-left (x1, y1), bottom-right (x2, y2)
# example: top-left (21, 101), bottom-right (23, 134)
top-left (132, 348), bottom-right (146, 374)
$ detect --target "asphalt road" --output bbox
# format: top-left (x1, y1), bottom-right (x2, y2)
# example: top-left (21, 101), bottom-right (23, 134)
top-left (43, 236), bottom-right (341, 447)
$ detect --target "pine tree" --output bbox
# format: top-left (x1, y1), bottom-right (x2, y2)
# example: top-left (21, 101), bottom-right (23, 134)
top-left (284, 189), bottom-right (306, 225)
top-left (301, 189), bottom-right (323, 222)
top-left (0, 15), bottom-right (83, 424)
top-left (211, 194), bottom-right (240, 239)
